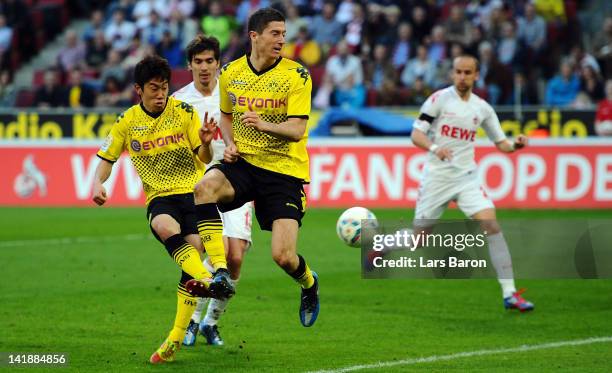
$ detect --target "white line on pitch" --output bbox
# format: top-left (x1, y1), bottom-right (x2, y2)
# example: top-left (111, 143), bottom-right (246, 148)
top-left (307, 336), bottom-right (612, 373)
top-left (0, 234), bottom-right (152, 248)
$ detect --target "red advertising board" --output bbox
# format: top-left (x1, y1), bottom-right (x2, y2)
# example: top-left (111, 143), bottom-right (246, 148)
top-left (1, 139), bottom-right (611, 208)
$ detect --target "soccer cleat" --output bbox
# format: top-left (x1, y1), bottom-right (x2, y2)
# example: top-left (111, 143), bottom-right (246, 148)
top-left (185, 278), bottom-right (213, 298)
top-left (504, 289), bottom-right (535, 312)
top-left (149, 338), bottom-right (180, 364)
top-left (299, 271), bottom-right (319, 327)
top-left (209, 268), bottom-right (235, 300)
top-left (182, 319), bottom-right (199, 346)
top-left (200, 324), bottom-right (224, 346)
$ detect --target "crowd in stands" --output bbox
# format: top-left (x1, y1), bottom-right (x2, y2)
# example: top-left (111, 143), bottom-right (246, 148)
top-left (0, 0), bottom-right (611, 119)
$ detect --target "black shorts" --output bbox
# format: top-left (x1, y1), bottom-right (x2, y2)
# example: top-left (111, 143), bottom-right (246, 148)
top-left (209, 158), bottom-right (306, 231)
top-left (146, 193), bottom-right (198, 243)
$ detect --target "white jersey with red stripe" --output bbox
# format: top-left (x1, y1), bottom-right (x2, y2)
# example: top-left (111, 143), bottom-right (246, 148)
top-left (172, 81), bottom-right (225, 163)
top-left (412, 86), bottom-right (506, 179)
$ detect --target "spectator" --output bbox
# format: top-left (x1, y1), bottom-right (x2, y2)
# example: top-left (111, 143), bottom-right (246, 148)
top-left (284, 3), bottom-right (308, 43)
top-left (444, 5), bottom-right (472, 48)
top-left (86, 31), bottom-right (110, 70)
top-left (517, 2), bottom-right (546, 55)
top-left (570, 44), bottom-right (601, 76)
top-left (57, 30), bottom-right (87, 73)
top-left (497, 21), bottom-right (523, 69)
top-left (201, 1), bottom-right (236, 51)
top-left (0, 0), bottom-right (34, 61)
top-left (545, 61), bottom-right (580, 106)
top-left (221, 31), bottom-right (247, 65)
top-left (427, 25), bottom-right (447, 64)
top-left (592, 16), bottom-right (612, 78)
top-left (105, 9), bottom-right (137, 52)
top-left (401, 45), bottom-right (437, 89)
top-left (96, 76), bottom-right (133, 107)
top-left (122, 35), bottom-right (154, 69)
top-left (580, 64), bottom-right (605, 103)
top-left (34, 69), bottom-right (66, 108)
top-left (82, 9), bottom-right (106, 43)
top-left (533, 0), bottom-right (566, 23)
top-left (141, 11), bottom-right (169, 46)
top-left (508, 72), bottom-right (539, 105)
top-left (100, 49), bottom-right (128, 87)
top-left (343, 3), bottom-right (367, 52)
top-left (405, 76), bottom-right (432, 106)
top-left (64, 68), bottom-right (96, 108)
top-left (0, 69), bottom-right (16, 107)
top-left (324, 39), bottom-right (365, 108)
top-left (310, 2), bottom-right (344, 54)
top-left (478, 41), bottom-right (512, 105)
top-left (236, 0), bottom-right (270, 26)
top-left (390, 22), bottom-right (414, 71)
top-left (0, 15), bottom-right (13, 70)
top-left (168, 9), bottom-right (199, 50)
top-left (410, 6), bottom-right (433, 44)
top-left (133, 0), bottom-right (168, 29)
top-left (364, 44), bottom-right (398, 106)
top-left (168, 0), bottom-right (195, 18)
top-left (156, 30), bottom-right (183, 68)
top-left (335, 0), bottom-right (355, 25)
top-left (282, 26), bottom-right (321, 67)
top-left (375, 5), bottom-right (401, 47)
top-left (595, 80), bottom-right (612, 136)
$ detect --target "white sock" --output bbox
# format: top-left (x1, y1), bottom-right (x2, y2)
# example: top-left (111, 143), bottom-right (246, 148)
top-left (487, 232), bottom-right (516, 298)
top-left (191, 297), bottom-right (209, 323)
top-left (203, 278), bottom-right (237, 326)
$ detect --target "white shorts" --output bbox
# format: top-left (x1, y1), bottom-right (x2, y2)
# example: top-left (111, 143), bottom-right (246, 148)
top-left (221, 201), bottom-right (253, 244)
top-left (414, 171), bottom-right (494, 225)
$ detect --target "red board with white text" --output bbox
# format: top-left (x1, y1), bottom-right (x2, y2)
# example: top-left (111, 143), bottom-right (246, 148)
top-left (1, 139), bottom-right (611, 208)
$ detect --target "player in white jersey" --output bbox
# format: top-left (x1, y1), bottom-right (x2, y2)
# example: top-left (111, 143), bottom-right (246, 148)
top-left (369, 55), bottom-right (533, 312)
top-left (173, 35), bottom-right (254, 345)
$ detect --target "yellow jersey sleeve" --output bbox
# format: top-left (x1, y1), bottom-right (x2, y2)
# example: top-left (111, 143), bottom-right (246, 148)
top-left (97, 110), bottom-right (129, 162)
top-left (287, 66), bottom-right (312, 118)
top-left (219, 65), bottom-right (232, 114)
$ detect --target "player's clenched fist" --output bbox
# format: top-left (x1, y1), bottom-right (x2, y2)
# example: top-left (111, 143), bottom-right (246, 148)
top-left (513, 134), bottom-right (528, 150)
top-left (435, 147), bottom-right (453, 161)
top-left (224, 143), bottom-right (240, 163)
top-left (92, 183), bottom-right (107, 205)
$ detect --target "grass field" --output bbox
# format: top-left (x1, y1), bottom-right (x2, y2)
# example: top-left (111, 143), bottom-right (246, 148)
top-left (1, 207), bottom-right (611, 372)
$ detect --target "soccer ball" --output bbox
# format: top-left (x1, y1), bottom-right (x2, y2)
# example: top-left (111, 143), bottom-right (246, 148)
top-left (336, 207), bottom-right (377, 247)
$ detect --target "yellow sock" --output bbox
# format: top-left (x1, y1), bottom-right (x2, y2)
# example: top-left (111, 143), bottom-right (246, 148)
top-left (196, 203), bottom-right (228, 271)
top-left (164, 235), bottom-right (212, 280)
top-left (290, 254), bottom-right (315, 289)
top-left (168, 283), bottom-right (198, 342)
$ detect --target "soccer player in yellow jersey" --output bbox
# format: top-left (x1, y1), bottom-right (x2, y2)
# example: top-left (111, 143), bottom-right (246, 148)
top-left (91, 55), bottom-right (234, 364)
top-left (192, 7), bottom-right (320, 327)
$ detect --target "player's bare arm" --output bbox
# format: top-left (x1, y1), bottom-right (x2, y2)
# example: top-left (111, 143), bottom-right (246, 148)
top-left (495, 134), bottom-right (528, 153)
top-left (196, 111), bottom-right (217, 164)
top-left (241, 111), bottom-right (307, 142)
top-left (219, 111), bottom-right (239, 163)
top-left (92, 159), bottom-right (113, 206)
top-left (411, 128), bottom-right (453, 161)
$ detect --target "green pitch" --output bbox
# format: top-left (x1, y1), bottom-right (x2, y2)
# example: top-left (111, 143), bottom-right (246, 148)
top-left (1, 207), bottom-right (611, 372)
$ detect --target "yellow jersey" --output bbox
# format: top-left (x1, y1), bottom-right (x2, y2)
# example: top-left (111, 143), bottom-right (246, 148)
top-left (97, 96), bottom-right (205, 204)
top-left (219, 55), bottom-right (312, 181)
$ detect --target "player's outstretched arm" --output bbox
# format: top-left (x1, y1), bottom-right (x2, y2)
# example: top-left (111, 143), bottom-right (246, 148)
top-left (411, 128), bottom-right (453, 161)
top-left (92, 159), bottom-right (113, 206)
top-left (495, 135), bottom-right (528, 153)
top-left (241, 112), bottom-right (306, 142)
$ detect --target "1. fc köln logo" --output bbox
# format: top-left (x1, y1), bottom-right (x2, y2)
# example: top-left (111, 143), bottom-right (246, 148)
top-left (473, 116), bottom-right (479, 126)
